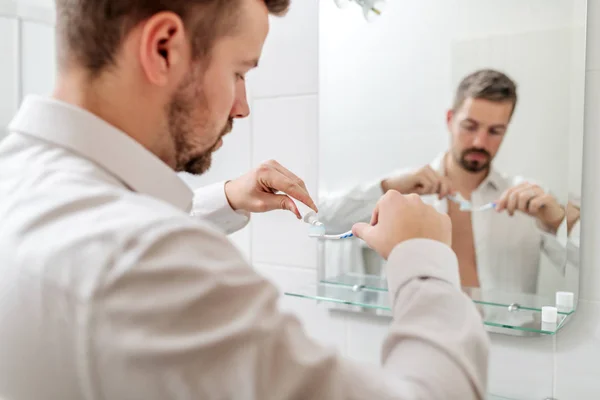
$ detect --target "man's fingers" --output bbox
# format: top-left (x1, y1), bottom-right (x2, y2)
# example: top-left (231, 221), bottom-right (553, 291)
top-left (506, 190), bottom-right (520, 216)
top-left (516, 187), bottom-right (540, 212)
top-left (352, 222), bottom-right (374, 240)
top-left (425, 168), bottom-right (452, 197)
top-left (417, 174), bottom-right (436, 194)
top-left (438, 177), bottom-right (454, 199)
top-left (370, 206), bottom-right (380, 226)
top-left (529, 195), bottom-right (549, 214)
top-left (495, 188), bottom-right (514, 212)
top-left (260, 168), bottom-right (318, 212)
top-left (438, 181), bottom-right (448, 199)
top-left (265, 160), bottom-right (310, 193)
top-left (254, 193), bottom-right (301, 218)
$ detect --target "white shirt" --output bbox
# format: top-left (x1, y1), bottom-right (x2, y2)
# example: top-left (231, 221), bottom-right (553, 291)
top-left (0, 96), bottom-right (489, 400)
top-left (319, 155), bottom-right (572, 294)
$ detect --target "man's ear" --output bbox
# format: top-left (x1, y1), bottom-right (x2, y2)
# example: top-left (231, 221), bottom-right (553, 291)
top-left (446, 109), bottom-right (454, 128)
top-left (138, 12), bottom-right (190, 87)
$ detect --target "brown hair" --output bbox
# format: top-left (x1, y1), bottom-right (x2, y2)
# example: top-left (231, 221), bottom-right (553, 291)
top-left (55, 0), bottom-right (290, 76)
top-left (452, 69), bottom-right (518, 116)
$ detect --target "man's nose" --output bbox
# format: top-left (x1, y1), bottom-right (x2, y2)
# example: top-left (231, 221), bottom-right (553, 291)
top-left (472, 130), bottom-right (489, 148)
top-left (231, 84), bottom-right (250, 119)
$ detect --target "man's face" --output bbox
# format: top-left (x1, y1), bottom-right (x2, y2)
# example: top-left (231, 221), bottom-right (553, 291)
top-left (447, 97), bottom-right (513, 173)
top-left (169, 0), bottom-right (269, 175)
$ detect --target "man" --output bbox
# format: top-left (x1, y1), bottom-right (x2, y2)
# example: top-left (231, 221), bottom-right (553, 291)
top-left (319, 69), bottom-right (571, 294)
top-left (0, 1), bottom-right (488, 399)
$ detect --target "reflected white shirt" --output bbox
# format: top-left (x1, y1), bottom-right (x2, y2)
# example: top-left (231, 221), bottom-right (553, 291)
top-left (319, 154), bottom-right (571, 294)
top-left (0, 96), bottom-right (489, 400)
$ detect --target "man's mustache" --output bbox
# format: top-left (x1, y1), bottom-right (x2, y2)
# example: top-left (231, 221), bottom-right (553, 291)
top-left (222, 118), bottom-right (234, 136)
top-left (210, 118), bottom-right (234, 150)
top-left (463, 148), bottom-right (490, 158)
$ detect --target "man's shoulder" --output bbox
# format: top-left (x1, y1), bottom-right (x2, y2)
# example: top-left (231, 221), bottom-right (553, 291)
top-left (3, 181), bottom-right (230, 298)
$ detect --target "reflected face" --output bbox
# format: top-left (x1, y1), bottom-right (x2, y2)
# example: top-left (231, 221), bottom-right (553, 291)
top-left (169, 0), bottom-right (269, 175)
top-left (447, 97), bottom-right (514, 173)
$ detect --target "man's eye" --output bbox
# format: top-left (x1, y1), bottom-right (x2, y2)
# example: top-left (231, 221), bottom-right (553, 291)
top-left (236, 73), bottom-right (245, 81)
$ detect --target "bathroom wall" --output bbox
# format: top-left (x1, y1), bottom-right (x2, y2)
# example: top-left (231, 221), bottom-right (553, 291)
top-left (0, 0), bottom-right (599, 399)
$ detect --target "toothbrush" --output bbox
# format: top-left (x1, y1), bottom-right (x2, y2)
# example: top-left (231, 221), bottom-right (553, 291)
top-left (309, 230), bottom-right (355, 240)
top-left (303, 211), bottom-right (355, 240)
top-left (447, 194), bottom-right (496, 212)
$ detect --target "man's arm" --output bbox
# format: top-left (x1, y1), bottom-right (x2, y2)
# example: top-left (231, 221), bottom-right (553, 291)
top-left (539, 201), bottom-right (581, 271)
top-left (93, 201), bottom-right (489, 399)
top-left (319, 166), bottom-right (454, 233)
top-left (318, 179), bottom-right (386, 232)
top-left (190, 160), bottom-right (318, 234)
top-left (190, 181), bottom-right (251, 234)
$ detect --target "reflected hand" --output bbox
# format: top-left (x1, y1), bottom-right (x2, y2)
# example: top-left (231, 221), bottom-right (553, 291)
top-left (566, 201), bottom-right (581, 236)
top-left (225, 160), bottom-right (318, 219)
top-left (352, 191), bottom-right (452, 259)
top-left (495, 182), bottom-right (565, 232)
top-left (381, 165), bottom-right (455, 199)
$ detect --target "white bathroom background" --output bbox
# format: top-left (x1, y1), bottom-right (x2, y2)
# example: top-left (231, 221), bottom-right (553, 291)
top-left (1, 0), bottom-right (600, 399)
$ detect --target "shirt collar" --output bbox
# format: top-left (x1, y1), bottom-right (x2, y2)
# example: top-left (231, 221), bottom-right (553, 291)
top-left (8, 95), bottom-right (193, 212)
top-left (430, 152), bottom-right (503, 191)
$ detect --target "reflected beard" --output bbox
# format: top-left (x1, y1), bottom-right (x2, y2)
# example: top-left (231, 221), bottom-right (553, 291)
top-left (458, 148), bottom-right (491, 173)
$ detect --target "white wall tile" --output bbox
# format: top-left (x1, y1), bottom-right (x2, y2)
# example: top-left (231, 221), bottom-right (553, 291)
top-left (249, 1), bottom-right (318, 98)
top-left (15, 0), bottom-right (54, 10)
top-left (555, 301), bottom-right (600, 400)
top-left (345, 312), bottom-right (391, 366)
top-left (587, 0), bottom-right (600, 71)
top-left (255, 264), bottom-right (346, 352)
top-left (0, 16), bottom-right (18, 138)
top-left (486, 334), bottom-right (554, 399)
top-left (251, 95), bottom-right (319, 268)
top-left (579, 70), bottom-right (600, 302)
top-left (21, 20), bottom-right (55, 97)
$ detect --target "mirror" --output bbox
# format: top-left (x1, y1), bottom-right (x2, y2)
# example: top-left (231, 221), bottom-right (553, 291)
top-left (315, 0), bottom-right (586, 334)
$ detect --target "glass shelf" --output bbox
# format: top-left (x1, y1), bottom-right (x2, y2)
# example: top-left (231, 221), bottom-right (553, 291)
top-left (284, 282), bottom-right (569, 335)
top-left (321, 273), bottom-right (576, 315)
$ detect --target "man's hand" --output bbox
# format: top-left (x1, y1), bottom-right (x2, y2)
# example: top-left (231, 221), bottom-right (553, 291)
top-left (381, 166), bottom-right (454, 199)
top-left (495, 182), bottom-right (565, 233)
top-left (352, 191), bottom-right (452, 260)
top-left (566, 201), bottom-right (581, 236)
top-left (224, 160), bottom-right (317, 219)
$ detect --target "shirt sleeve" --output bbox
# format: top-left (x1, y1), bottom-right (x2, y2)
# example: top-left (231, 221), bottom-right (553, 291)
top-left (190, 181), bottom-right (250, 234)
top-left (318, 170), bottom-right (407, 232)
top-left (91, 219), bottom-right (489, 400)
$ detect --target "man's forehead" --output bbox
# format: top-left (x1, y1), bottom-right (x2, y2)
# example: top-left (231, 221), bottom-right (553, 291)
top-left (460, 98), bottom-right (512, 118)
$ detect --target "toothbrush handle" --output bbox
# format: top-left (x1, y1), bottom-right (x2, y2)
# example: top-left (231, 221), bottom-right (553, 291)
top-left (322, 231), bottom-right (354, 240)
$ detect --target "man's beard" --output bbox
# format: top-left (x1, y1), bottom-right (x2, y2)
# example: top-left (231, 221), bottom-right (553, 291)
top-left (181, 118), bottom-right (233, 175)
top-left (167, 71), bottom-right (233, 175)
top-left (457, 148), bottom-right (491, 173)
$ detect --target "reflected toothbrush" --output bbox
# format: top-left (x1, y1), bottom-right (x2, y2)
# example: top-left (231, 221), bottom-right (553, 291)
top-left (447, 194), bottom-right (496, 212)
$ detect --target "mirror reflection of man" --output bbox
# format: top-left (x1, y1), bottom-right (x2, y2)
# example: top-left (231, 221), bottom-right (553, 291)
top-left (320, 69), bottom-right (574, 294)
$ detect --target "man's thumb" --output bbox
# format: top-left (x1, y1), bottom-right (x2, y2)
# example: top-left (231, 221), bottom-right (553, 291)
top-left (352, 222), bottom-right (373, 239)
